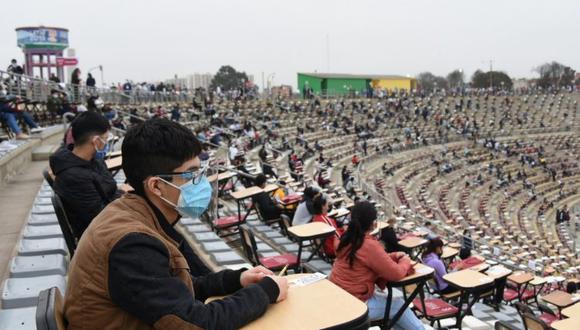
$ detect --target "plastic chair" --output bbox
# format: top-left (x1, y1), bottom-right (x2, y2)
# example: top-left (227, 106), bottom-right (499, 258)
top-left (495, 320), bottom-right (519, 330)
top-left (239, 225), bottom-right (298, 272)
top-left (51, 194), bottom-right (77, 257)
top-left (42, 168), bottom-right (55, 189)
top-left (521, 313), bottom-right (551, 330)
top-left (36, 287), bottom-right (67, 330)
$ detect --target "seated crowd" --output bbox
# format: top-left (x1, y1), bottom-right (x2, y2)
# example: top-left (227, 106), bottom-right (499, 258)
top-left (40, 91), bottom-right (579, 329)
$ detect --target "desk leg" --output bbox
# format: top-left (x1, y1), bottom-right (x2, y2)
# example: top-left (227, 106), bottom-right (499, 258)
top-left (384, 286), bottom-right (393, 329)
top-left (384, 283), bottom-right (424, 329)
top-left (296, 240), bottom-right (304, 273)
top-left (306, 240), bottom-right (324, 262)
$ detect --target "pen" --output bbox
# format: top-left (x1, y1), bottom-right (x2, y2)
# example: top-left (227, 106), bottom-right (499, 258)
top-left (278, 264), bottom-right (289, 276)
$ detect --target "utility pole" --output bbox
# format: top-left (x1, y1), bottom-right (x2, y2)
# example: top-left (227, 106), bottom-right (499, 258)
top-left (326, 34), bottom-right (330, 72)
top-left (489, 60), bottom-right (494, 90)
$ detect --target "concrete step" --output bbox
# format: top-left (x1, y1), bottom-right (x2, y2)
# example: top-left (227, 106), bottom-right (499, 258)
top-left (31, 144), bottom-right (60, 161)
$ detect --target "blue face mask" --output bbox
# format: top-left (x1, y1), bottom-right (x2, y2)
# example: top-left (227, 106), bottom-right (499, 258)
top-left (94, 139), bottom-right (110, 160)
top-left (160, 175), bottom-right (212, 219)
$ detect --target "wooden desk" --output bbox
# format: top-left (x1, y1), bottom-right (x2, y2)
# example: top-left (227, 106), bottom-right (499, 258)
top-left (507, 271), bottom-right (535, 303)
top-left (288, 223), bottom-right (336, 269)
top-left (444, 269), bottom-right (495, 323)
top-left (441, 246), bottom-right (459, 261)
top-left (448, 242), bottom-right (462, 249)
top-left (230, 184), bottom-right (279, 224)
top-left (561, 301), bottom-right (580, 318)
top-left (508, 272), bottom-right (534, 285)
top-left (371, 221), bottom-right (389, 236)
top-left (279, 194), bottom-right (302, 207)
top-left (485, 265), bottom-right (513, 310)
top-left (206, 274), bottom-right (369, 329)
top-left (468, 262), bottom-right (490, 272)
top-left (382, 264), bottom-right (434, 329)
top-left (105, 156), bottom-right (123, 171)
top-left (485, 266), bottom-right (512, 280)
top-left (399, 236), bottom-right (427, 259)
top-left (207, 171), bottom-right (236, 183)
top-left (328, 208), bottom-right (350, 220)
top-left (444, 269), bottom-right (494, 290)
top-left (108, 150), bottom-right (122, 158)
top-left (542, 291), bottom-right (576, 312)
top-left (551, 316), bottom-right (580, 330)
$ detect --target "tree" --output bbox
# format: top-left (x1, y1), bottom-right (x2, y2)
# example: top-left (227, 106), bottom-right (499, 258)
top-left (416, 72), bottom-right (448, 91)
top-left (210, 65), bottom-right (249, 91)
top-left (471, 70), bottom-right (512, 89)
top-left (446, 69), bottom-right (464, 88)
top-left (534, 61), bottom-right (575, 88)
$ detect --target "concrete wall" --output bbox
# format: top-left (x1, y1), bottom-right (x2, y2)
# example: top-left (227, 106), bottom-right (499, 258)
top-left (0, 126), bottom-right (64, 187)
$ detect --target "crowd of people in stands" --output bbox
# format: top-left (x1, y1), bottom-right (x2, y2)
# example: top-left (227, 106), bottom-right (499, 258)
top-left (6, 65), bottom-right (575, 328)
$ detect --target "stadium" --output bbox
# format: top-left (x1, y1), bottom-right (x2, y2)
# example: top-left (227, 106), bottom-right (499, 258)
top-left (1, 3), bottom-right (580, 330)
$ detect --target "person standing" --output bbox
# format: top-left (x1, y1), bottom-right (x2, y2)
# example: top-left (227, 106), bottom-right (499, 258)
top-left (86, 73), bottom-right (96, 88)
top-left (71, 68), bottom-right (82, 101)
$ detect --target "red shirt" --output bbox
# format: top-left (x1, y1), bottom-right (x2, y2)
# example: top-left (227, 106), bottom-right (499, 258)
top-left (312, 214), bottom-right (344, 257)
top-left (330, 235), bottom-right (413, 301)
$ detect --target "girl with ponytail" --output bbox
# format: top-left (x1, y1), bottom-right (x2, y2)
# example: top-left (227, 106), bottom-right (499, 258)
top-left (330, 201), bottom-right (425, 329)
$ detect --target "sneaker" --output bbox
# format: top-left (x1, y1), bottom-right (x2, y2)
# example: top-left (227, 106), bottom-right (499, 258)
top-left (30, 127), bottom-right (44, 134)
top-left (15, 133), bottom-right (30, 140)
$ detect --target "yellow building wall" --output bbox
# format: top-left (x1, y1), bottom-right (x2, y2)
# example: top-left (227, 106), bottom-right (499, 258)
top-left (371, 78), bottom-right (417, 91)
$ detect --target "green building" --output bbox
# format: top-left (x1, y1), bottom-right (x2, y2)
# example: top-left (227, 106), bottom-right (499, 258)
top-left (297, 73), bottom-right (371, 98)
top-left (297, 72), bottom-right (417, 98)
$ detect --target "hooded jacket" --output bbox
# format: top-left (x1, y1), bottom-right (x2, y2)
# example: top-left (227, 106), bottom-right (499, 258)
top-left (49, 147), bottom-right (120, 239)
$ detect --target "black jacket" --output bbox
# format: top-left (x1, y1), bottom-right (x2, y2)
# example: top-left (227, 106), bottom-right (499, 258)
top-left (380, 226), bottom-right (407, 253)
top-left (107, 200), bottom-right (279, 329)
top-left (49, 147), bottom-right (120, 239)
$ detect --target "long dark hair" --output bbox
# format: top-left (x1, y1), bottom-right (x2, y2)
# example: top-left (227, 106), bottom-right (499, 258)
top-left (302, 187), bottom-right (319, 214)
top-left (312, 193), bottom-right (327, 215)
top-left (337, 201), bottom-right (377, 267)
top-left (422, 237), bottom-right (444, 258)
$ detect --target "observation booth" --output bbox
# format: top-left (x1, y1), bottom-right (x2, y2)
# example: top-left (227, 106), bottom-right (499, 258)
top-left (15, 26), bottom-right (71, 81)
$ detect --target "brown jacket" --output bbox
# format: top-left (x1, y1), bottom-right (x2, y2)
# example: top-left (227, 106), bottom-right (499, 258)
top-left (64, 194), bottom-right (276, 330)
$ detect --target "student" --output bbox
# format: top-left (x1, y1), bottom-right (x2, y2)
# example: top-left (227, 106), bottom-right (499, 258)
top-left (311, 193), bottom-right (344, 258)
top-left (420, 221), bottom-right (438, 239)
top-left (64, 118), bottom-right (288, 329)
top-left (252, 174), bottom-right (284, 221)
top-left (272, 180), bottom-right (296, 211)
top-left (422, 238), bottom-right (458, 295)
top-left (462, 229), bottom-right (473, 250)
top-left (292, 186), bottom-right (318, 225)
top-left (330, 201), bottom-right (424, 329)
top-left (380, 218), bottom-right (408, 253)
top-left (49, 112), bottom-right (121, 239)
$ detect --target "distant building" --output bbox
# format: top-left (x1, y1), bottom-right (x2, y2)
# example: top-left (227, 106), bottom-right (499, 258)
top-left (188, 73), bottom-right (214, 90)
top-left (165, 72), bottom-right (254, 91)
top-left (297, 72), bottom-right (417, 97)
top-left (512, 78), bottom-right (531, 90)
top-left (271, 85), bottom-right (293, 98)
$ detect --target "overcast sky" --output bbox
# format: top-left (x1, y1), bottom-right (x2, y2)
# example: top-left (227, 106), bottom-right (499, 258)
top-left (2, 0), bottom-right (579, 88)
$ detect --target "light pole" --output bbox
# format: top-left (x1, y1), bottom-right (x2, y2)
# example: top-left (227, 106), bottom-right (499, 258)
top-left (88, 65), bottom-right (104, 87)
top-left (267, 73), bottom-right (275, 97)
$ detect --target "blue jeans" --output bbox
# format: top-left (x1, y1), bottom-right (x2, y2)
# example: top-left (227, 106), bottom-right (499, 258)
top-left (0, 111), bottom-right (38, 134)
top-left (367, 291), bottom-right (425, 330)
